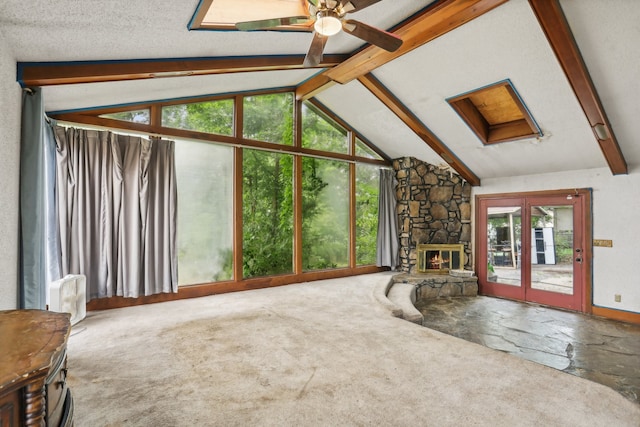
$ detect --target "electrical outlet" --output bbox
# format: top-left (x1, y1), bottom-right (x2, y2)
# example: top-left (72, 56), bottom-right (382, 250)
top-left (614, 294), bottom-right (621, 303)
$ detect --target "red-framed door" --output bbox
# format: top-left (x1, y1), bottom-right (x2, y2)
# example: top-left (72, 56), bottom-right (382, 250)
top-left (476, 190), bottom-right (591, 312)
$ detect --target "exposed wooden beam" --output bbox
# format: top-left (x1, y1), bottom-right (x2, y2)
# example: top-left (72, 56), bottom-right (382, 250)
top-left (297, 0), bottom-right (508, 99)
top-left (529, 0), bottom-right (627, 175)
top-left (18, 55), bottom-right (348, 87)
top-left (358, 73), bottom-right (480, 186)
top-left (295, 74), bottom-right (335, 101)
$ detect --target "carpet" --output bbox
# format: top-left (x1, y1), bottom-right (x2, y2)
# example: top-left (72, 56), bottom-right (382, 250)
top-left (66, 272), bottom-right (640, 426)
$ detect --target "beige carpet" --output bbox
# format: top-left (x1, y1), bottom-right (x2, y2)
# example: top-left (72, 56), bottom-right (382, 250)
top-left (67, 273), bottom-right (640, 426)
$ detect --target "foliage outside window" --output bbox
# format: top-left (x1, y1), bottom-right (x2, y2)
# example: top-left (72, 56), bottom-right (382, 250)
top-left (84, 90), bottom-right (385, 285)
top-left (356, 164), bottom-right (380, 265)
top-left (162, 99), bottom-right (234, 136)
top-left (243, 93), bottom-right (293, 145)
top-left (301, 102), bottom-right (348, 154)
top-left (302, 157), bottom-right (349, 270)
top-left (175, 139), bottom-right (233, 285)
top-left (243, 150), bottom-right (294, 278)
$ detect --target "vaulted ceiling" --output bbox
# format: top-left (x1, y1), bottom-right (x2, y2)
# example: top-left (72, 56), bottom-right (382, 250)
top-left (2, 0), bottom-right (638, 185)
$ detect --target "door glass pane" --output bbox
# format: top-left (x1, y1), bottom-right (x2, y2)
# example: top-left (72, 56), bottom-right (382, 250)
top-left (302, 157), bottom-right (349, 270)
top-left (175, 139), bottom-right (233, 285)
top-left (487, 207), bottom-right (521, 286)
top-left (243, 150), bottom-right (294, 278)
top-left (530, 205), bottom-right (574, 295)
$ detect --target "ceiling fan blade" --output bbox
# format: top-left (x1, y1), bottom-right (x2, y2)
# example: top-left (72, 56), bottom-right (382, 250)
top-left (236, 16), bottom-right (311, 31)
top-left (340, 0), bottom-right (381, 13)
top-left (342, 19), bottom-right (403, 52)
top-left (303, 32), bottom-right (329, 67)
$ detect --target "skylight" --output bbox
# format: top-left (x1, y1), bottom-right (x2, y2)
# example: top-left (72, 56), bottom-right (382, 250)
top-left (447, 80), bottom-right (542, 145)
top-left (190, 0), bottom-right (313, 31)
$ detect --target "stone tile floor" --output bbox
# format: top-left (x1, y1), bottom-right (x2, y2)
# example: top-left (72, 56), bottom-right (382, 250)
top-left (414, 296), bottom-right (640, 404)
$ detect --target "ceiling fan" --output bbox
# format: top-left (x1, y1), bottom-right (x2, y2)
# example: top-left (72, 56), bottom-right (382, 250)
top-left (235, 0), bottom-right (403, 68)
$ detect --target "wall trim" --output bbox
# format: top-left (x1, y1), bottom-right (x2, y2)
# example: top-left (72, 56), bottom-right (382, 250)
top-left (591, 306), bottom-right (640, 325)
top-left (86, 266), bottom-right (387, 311)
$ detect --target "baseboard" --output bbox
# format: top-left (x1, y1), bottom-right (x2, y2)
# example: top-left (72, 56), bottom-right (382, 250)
top-left (86, 266), bottom-right (388, 311)
top-left (591, 306), bottom-right (640, 325)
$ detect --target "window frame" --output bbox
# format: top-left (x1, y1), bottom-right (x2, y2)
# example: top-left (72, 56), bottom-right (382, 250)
top-left (50, 88), bottom-right (390, 307)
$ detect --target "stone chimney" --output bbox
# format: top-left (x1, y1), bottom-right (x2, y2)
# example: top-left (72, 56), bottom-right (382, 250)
top-left (393, 157), bottom-right (472, 273)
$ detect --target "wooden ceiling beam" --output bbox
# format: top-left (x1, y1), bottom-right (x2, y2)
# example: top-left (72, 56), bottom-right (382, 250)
top-left (18, 55), bottom-right (349, 87)
top-left (529, 0), bottom-right (627, 175)
top-left (296, 0), bottom-right (508, 99)
top-left (358, 73), bottom-right (480, 186)
top-left (295, 74), bottom-right (335, 101)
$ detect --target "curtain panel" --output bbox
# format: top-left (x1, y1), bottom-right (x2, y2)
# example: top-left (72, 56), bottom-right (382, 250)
top-left (376, 168), bottom-right (399, 269)
top-left (19, 88), bottom-right (61, 309)
top-left (54, 127), bottom-right (178, 300)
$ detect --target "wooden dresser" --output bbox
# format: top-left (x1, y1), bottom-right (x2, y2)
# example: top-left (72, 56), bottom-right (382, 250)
top-left (0, 310), bottom-right (74, 426)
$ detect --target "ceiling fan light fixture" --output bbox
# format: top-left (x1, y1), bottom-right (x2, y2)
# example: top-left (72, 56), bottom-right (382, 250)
top-left (314, 11), bottom-right (342, 36)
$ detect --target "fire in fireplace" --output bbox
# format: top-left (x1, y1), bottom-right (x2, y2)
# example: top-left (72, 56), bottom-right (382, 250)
top-left (417, 244), bottom-right (464, 274)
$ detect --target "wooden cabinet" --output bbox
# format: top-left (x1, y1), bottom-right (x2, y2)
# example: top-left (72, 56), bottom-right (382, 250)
top-left (0, 310), bottom-right (74, 426)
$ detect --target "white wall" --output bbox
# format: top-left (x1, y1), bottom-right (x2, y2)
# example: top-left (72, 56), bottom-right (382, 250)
top-left (0, 32), bottom-right (21, 310)
top-left (473, 167), bottom-right (640, 314)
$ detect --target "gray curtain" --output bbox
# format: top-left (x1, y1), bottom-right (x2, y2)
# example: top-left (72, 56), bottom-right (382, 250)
top-left (376, 168), bottom-right (399, 269)
top-left (54, 126), bottom-right (178, 300)
top-left (19, 88), bottom-right (61, 309)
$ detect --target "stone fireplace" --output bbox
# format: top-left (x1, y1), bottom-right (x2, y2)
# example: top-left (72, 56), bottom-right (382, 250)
top-left (393, 157), bottom-right (472, 274)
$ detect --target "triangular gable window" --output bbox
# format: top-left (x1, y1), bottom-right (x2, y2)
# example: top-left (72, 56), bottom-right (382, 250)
top-left (53, 91), bottom-right (389, 165)
top-left (355, 137), bottom-right (383, 160)
top-left (302, 101), bottom-right (348, 154)
top-left (100, 109), bottom-right (150, 124)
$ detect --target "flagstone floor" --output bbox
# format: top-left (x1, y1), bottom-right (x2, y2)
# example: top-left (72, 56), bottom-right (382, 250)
top-left (415, 296), bottom-right (640, 404)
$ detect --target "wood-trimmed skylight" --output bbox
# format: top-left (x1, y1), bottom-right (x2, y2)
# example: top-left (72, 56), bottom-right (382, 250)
top-left (447, 80), bottom-right (542, 145)
top-left (190, 0), bottom-right (313, 31)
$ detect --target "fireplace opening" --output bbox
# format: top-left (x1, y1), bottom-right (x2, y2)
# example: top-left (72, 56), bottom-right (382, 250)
top-left (417, 244), bottom-right (464, 274)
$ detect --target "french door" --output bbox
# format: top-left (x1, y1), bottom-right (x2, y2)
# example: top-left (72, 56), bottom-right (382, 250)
top-left (476, 190), bottom-right (591, 312)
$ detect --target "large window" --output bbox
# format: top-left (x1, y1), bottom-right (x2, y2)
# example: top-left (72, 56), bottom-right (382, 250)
top-left (61, 90), bottom-right (388, 290)
top-left (175, 139), bottom-right (234, 285)
top-left (243, 149), bottom-right (294, 278)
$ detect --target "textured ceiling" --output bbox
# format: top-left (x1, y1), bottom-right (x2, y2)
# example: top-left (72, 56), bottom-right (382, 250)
top-left (1, 0), bottom-right (638, 181)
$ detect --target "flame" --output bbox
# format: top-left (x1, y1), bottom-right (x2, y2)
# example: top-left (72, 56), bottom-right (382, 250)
top-left (428, 254), bottom-right (449, 269)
